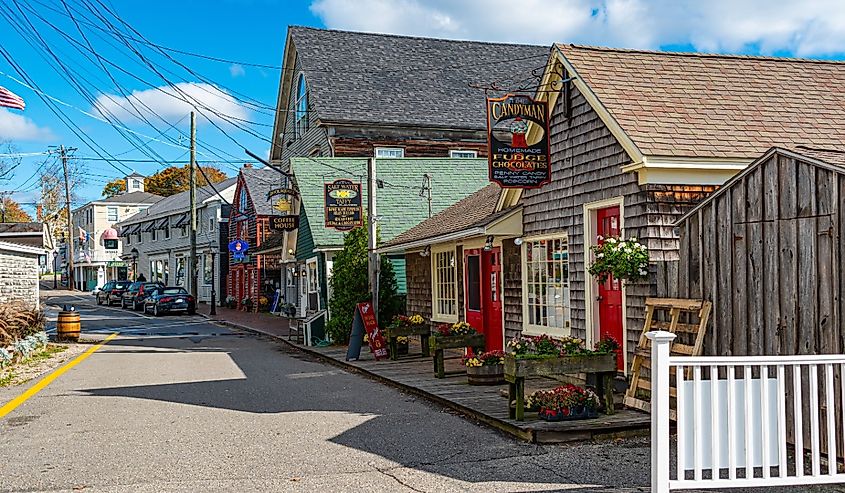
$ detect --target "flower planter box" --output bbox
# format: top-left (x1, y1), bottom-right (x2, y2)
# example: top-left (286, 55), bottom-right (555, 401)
top-left (538, 406), bottom-right (599, 422)
top-left (466, 363), bottom-right (504, 385)
top-left (429, 333), bottom-right (486, 378)
top-left (385, 324), bottom-right (430, 360)
top-left (504, 352), bottom-right (617, 421)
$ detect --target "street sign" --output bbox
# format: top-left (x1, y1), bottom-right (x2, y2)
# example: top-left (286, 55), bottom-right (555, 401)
top-left (486, 93), bottom-right (551, 189)
top-left (324, 180), bottom-right (363, 231)
top-left (269, 215), bottom-right (299, 231)
top-left (228, 239), bottom-right (249, 261)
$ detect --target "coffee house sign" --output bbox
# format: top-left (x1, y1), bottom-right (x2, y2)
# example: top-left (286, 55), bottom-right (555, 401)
top-left (486, 94), bottom-right (551, 189)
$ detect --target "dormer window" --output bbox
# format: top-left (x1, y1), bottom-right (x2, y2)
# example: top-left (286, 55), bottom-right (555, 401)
top-left (131, 179), bottom-right (140, 189)
top-left (295, 73), bottom-right (308, 138)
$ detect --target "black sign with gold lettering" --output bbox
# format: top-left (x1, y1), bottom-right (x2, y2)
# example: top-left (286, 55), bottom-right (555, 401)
top-left (486, 94), bottom-right (551, 189)
top-left (266, 188), bottom-right (297, 201)
top-left (269, 215), bottom-right (299, 231)
top-left (324, 180), bottom-right (363, 231)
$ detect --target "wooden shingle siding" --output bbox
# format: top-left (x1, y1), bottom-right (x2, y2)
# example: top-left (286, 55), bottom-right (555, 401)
top-left (670, 152), bottom-right (845, 357)
top-left (502, 240), bottom-right (522, 341)
top-left (404, 252), bottom-right (432, 323)
top-left (280, 53), bottom-right (330, 167)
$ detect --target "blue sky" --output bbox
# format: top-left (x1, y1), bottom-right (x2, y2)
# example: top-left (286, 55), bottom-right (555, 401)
top-left (3, 0), bottom-right (845, 216)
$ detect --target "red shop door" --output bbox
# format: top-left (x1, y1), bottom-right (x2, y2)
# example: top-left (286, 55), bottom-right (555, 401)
top-left (464, 250), bottom-right (483, 339)
top-left (596, 206), bottom-right (624, 370)
top-left (464, 248), bottom-right (503, 351)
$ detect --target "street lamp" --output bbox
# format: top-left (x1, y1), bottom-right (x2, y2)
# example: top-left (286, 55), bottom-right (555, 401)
top-left (52, 251), bottom-right (58, 289)
top-left (131, 248), bottom-right (139, 281)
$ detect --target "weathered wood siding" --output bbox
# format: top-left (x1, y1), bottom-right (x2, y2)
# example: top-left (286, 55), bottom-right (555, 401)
top-left (502, 239), bottom-right (522, 340)
top-left (516, 83), bottom-right (715, 366)
top-left (333, 136), bottom-right (487, 158)
top-left (404, 252), bottom-right (432, 323)
top-left (672, 152), bottom-right (845, 357)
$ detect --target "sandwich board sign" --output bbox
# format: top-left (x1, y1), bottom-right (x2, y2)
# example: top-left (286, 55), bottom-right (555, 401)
top-left (346, 301), bottom-right (388, 361)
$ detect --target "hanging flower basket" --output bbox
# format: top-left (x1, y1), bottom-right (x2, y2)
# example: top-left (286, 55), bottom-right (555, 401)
top-left (588, 236), bottom-right (649, 283)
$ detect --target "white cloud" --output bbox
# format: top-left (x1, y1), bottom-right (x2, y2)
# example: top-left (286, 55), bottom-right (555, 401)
top-left (310, 0), bottom-right (845, 56)
top-left (93, 82), bottom-right (248, 126)
top-left (0, 109), bottom-right (55, 141)
top-left (229, 63), bottom-right (246, 77)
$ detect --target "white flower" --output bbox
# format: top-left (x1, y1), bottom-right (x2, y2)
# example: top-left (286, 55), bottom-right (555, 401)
top-left (630, 237), bottom-right (637, 242)
top-left (607, 238), bottom-right (616, 243)
top-left (596, 235), bottom-right (604, 241)
top-left (596, 253), bottom-right (604, 258)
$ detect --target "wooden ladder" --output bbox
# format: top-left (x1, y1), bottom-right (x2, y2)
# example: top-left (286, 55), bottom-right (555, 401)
top-left (624, 297), bottom-right (712, 419)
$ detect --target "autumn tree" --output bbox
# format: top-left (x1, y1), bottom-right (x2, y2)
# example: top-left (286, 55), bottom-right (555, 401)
top-left (101, 178), bottom-right (126, 198)
top-left (39, 158), bottom-right (84, 243)
top-left (144, 165), bottom-right (227, 197)
top-left (0, 197), bottom-right (33, 222)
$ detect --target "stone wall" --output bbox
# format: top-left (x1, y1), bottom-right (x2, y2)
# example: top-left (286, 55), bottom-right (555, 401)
top-left (0, 250), bottom-right (39, 307)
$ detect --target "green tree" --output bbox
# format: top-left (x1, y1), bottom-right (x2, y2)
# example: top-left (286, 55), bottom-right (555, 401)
top-left (101, 178), bottom-right (126, 198)
top-left (326, 226), bottom-right (403, 344)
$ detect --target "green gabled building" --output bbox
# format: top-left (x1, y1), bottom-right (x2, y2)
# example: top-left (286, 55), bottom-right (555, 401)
top-left (284, 157), bottom-right (488, 324)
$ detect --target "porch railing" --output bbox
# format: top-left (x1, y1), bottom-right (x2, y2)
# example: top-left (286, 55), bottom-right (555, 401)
top-left (649, 331), bottom-right (845, 491)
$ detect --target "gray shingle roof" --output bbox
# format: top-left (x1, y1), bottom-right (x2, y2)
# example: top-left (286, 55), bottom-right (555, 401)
top-left (118, 178), bottom-right (237, 226)
top-left (0, 222), bottom-right (43, 234)
top-left (290, 26), bottom-right (550, 130)
top-left (101, 191), bottom-right (162, 204)
top-left (241, 168), bottom-right (285, 216)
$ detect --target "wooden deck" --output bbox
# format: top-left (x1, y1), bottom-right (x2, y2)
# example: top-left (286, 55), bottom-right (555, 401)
top-left (297, 343), bottom-right (650, 444)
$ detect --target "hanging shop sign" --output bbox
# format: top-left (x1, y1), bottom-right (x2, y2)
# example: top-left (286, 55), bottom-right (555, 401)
top-left (106, 260), bottom-right (126, 268)
top-left (273, 198), bottom-right (292, 213)
top-left (266, 188), bottom-right (297, 201)
top-left (269, 215), bottom-right (299, 231)
top-left (324, 180), bottom-right (363, 231)
top-left (228, 239), bottom-right (249, 261)
top-left (486, 94), bottom-right (551, 189)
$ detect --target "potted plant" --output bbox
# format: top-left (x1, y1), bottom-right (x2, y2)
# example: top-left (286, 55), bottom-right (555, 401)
top-left (430, 321), bottom-right (486, 378)
top-left (463, 350), bottom-right (506, 385)
top-left (241, 296), bottom-right (253, 311)
top-left (533, 384), bottom-right (601, 421)
top-left (396, 336), bottom-right (409, 355)
top-left (588, 235), bottom-right (650, 283)
top-left (281, 303), bottom-right (296, 317)
top-left (258, 296), bottom-right (270, 311)
top-left (385, 314), bottom-right (430, 360)
top-left (225, 295), bottom-right (237, 309)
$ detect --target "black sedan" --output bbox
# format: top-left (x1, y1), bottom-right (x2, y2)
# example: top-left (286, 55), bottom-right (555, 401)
top-left (143, 287), bottom-right (196, 316)
top-left (121, 281), bottom-right (163, 310)
top-left (96, 280), bottom-right (131, 306)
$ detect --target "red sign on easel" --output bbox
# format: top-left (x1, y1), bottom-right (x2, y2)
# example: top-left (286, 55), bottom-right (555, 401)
top-left (357, 301), bottom-right (388, 360)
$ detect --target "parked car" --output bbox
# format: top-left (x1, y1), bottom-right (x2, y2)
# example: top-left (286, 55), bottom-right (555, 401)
top-left (121, 281), bottom-right (164, 310)
top-left (143, 287), bottom-right (196, 316)
top-left (96, 280), bottom-right (131, 306)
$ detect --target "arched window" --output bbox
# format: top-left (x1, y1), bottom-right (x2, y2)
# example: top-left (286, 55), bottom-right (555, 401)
top-left (295, 73), bottom-right (308, 137)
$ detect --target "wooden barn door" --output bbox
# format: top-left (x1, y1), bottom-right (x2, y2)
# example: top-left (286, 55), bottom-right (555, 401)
top-left (596, 206), bottom-right (624, 369)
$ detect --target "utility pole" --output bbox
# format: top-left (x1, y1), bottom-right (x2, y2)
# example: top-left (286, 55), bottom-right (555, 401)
top-left (367, 157), bottom-right (379, 323)
top-left (189, 111), bottom-right (198, 299)
top-left (59, 145), bottom-right (76, 291)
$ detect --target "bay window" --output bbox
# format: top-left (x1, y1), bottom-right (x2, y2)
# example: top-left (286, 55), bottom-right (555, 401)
top-left (522, 236), bottom-right (571, 336)
top-left (431, 247), bottom-right (457, 321)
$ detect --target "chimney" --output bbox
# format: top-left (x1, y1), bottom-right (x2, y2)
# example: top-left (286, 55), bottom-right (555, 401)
top-left (36, 204), bottom-right (43, 221)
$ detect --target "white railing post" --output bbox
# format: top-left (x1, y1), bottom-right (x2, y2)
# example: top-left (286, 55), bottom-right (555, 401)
top-left (648, 330), bottom-right (677, 493)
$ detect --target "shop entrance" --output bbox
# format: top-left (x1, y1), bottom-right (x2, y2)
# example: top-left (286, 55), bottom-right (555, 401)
top-left (596, 205), bottom-right (624, 369)
top-left (464, 247), bottom-right (503, 351)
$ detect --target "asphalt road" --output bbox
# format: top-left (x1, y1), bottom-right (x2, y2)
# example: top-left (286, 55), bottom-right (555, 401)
top-left (0, 294), bottom-right (841, 493)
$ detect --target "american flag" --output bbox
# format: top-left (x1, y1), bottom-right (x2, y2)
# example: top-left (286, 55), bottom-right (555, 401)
top-left (0, 86), bottom-right (25, 111)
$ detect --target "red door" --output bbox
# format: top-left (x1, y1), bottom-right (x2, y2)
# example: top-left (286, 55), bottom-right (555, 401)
top-left (464, 250), bottom-right (483, 338)
top-left (596, 206), bottom-right (624, 369)
top-left (464, 248), bottom-right (504, 351)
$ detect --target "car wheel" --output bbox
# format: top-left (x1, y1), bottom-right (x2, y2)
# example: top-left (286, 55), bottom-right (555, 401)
top-left (153, 304), bottom-right (160, 317)
top-left (96, 296), bottom-right (102, 305)
top-left (134, 301), bottom-right (140, 311)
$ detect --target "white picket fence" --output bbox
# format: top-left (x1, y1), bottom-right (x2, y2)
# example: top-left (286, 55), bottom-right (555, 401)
top-left (649, 331), bottom-right (845, 492)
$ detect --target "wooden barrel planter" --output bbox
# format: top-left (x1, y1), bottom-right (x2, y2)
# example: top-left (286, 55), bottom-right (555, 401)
top-left (466, 364), bottom-right (504, 385)
top-left (56, 310), bottom-right (81, 342)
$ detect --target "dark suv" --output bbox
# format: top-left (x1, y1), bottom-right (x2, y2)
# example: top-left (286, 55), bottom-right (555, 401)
top-left (121, 281), bottom-right (164, 310)
top-left (96, 280), bottom-right (131, 306)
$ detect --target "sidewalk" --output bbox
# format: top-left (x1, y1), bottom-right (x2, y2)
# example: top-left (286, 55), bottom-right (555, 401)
top-left (204, 307), bottom-right (650, 444)
top-left (200, 305), bottom-right (294, 339)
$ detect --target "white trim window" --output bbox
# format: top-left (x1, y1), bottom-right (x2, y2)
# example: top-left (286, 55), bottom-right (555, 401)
top-left (295, 73), bottom-right (308, 138)
top-left (375, 147), bottom-right (404, 158)
top-left (449, 149), bottom-right (477, 158)
top-left (522, 236), bottom-right (571, 336)
top-left (307, 259), bottom-right (318, 294)
top-left (107, 206), bottom-right (118, 222)
top-left (431, 247), bottom-right (457, 322)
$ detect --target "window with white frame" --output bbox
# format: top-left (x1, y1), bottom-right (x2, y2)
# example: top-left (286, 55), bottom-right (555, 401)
top-left (107, 206), bottom-right (118, 222)
top-left (375, 147), bottom-right (404, 158)
top-left (431, 248), bottom-right (457, 321)
top-left (522, 236), bottom-right (571, 335)
top-left (131, 179), bottom-right (140, 189)
top-left (295, 73), bottom-right (308, 138)
top-left (307, 260), bottom-right (318, 293)
top-left (208, 217), bottom-right (215, 232)
top-left (449, 149), bottom-right (477, 158)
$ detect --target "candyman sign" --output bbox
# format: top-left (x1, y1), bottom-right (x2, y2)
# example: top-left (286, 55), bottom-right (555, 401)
top-left (486, 94), bottom-right (551, 189)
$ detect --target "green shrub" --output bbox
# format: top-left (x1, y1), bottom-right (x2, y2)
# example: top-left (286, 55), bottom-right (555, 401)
top-left (326, 227), bottom-right (403, 344)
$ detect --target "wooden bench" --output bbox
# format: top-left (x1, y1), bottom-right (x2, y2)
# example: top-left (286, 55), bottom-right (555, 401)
top-left (504, 353), bottom-right (617, 421)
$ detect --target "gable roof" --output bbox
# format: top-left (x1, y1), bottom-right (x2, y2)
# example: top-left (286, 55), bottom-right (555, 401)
top-left (793, 145), bottom-right (845, 168)
top-left (283, 27), bottom-right (549, 131)
top-left (118, 178), bottom-right (237, 225)
top-left (100, 191), bottom-right (162, 204)
top-left (291, 157), bottom-right (490, 251)
top-left (0, 240), bottom-right (45, 256)
top-left (240, 167), bottom-right (285, 216)
top-left (556, 44), bottom-right (845, 161)
top-left (382, 183), bottom-right (514, 250)
top-left (0, 222), bottom-right (44, 234)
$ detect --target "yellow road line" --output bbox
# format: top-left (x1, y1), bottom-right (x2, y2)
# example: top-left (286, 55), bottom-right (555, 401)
top-left (0, 332), bottom-right (119, 419)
